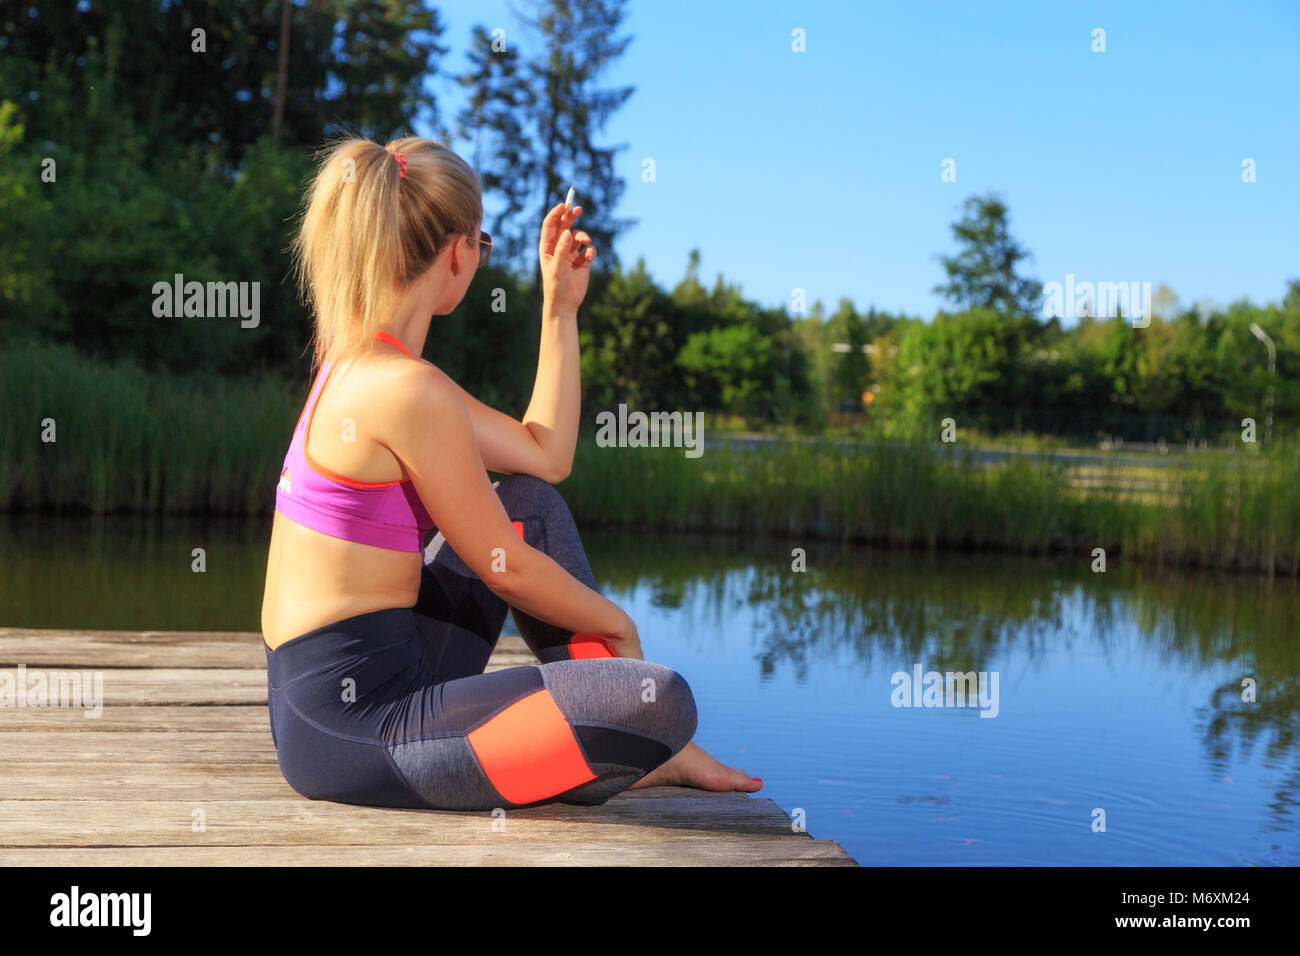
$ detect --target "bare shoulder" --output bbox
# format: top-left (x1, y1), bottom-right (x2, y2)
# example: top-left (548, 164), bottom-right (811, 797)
top-left (363, 354), bottom-right (467, 440)
top-left (388, 357), bottom-right (459, 410)
top-left (343, 351), bottom-right (445, 404)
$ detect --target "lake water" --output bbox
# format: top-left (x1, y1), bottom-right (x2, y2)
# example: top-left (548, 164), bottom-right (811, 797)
top-left (3, 513), bottom-right (1297, 866)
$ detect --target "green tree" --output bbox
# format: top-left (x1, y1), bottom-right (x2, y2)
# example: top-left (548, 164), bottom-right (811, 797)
top-left (670, 249), bottom-right (710, 310)
top-left (677, 323), bottom-right (775, 422)
top-left (455, 24), bottom-right (540, 270)
top-left (512, 0), bottom-right (635, 278)
top-left (580, 258), bottom-right (675, 409)
top-left (892, 308), bottom-right (1036, 427)
top-left (934, 193), bottom-right (1041, 317)
top-left (426, 265), bottom-right (537, 413)
top-left (1, 0), bottom-right (448, 166)
top-left (826, 299), bottom-right (870, 409)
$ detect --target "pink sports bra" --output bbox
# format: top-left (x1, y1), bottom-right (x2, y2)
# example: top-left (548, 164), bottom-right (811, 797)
top-left (274, 331), bottom-right (434, 552)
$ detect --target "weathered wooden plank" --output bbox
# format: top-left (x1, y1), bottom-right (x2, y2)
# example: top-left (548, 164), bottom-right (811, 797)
top-left (0, 662), bottom-right (532, 707)
top-left (0, 795), bottom-right (800, 845)
top-left (0, 765), bottom-right (747, 802)
top-left (0, 630), bottom-right (531, 668)
top-left (0, 711), bottom-right (764, 805)
top-left (0, 840), bottom-right (856, 866)
top-left (0, 741), bottom-right (768, 803)
top-left (0, 749), bottom-right (780, 816)
top-left (0, 628), bottom-right (258, 645)
top-left (6, 736), bottom-right (759, 784)
top-left (1, 732), bottom-right (281, 762)
top-left (0, 768), bottom-right (300, 801)
top-left (0, 764), bottom-right (294, 798)
top-left (2, 668), bottom-right (266, 706)
top-left (0, 704), bottom-right (272, 732)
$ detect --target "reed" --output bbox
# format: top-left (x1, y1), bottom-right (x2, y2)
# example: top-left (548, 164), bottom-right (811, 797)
top-left (561, 429), bottom-right (1300, 574)
top-left (2, 343), bottom-right (1296, 573)
top-left (0, 343), bottom-right (296, 515)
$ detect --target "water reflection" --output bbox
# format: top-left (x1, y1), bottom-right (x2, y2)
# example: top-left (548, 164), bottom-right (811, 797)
top-left (3, 514), bottom-right (1297, 861)
top-left (588, 531), bottom-right (1300, 848)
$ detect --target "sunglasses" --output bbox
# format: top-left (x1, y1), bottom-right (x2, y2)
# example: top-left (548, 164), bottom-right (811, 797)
top-left (476, 230), bottom-right (493, 268)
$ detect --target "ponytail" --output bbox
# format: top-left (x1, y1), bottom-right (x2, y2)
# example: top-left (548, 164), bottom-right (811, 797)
top-left (291, 136), bottom-right (482, 374)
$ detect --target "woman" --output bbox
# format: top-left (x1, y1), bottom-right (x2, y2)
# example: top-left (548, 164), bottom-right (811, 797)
top-left (260, 136), bottom-right (760, 810)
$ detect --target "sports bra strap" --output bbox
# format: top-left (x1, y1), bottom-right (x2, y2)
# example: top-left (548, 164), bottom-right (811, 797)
top-left (374, 330), bottom-right (415, 359)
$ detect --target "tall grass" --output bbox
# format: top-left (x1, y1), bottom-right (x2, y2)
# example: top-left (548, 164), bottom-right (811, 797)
top-left (564, 436), bottom-right (1107, 551)
top-left (2, 343), bottom-right (1297, 573)
top-left (561, 433), bottom-right (1300, 574)
top-left (0, 342), bottom-right (297, 514)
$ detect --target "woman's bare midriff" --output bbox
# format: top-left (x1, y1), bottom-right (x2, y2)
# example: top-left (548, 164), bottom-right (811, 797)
top-left (261, 508), bottom-right (423, 651)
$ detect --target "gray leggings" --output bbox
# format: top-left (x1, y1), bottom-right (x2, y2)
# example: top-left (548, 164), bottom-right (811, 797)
top-left (267, 474), bottom-right (698, 811)
top-left (401, 473), bottom-right (699, 808)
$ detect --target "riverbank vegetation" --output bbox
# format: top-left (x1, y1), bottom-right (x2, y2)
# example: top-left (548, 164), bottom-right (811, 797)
top-left (5, 342), bottom-right (1296, 575)
top-left (3, 4), bottom-right (1298, 450)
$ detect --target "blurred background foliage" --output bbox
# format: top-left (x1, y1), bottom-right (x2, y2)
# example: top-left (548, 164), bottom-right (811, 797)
top-left (1, 0), bottom-right (1296, 444)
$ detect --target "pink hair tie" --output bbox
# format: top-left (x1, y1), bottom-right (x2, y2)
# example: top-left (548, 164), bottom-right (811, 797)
top-left (386, 147), bottom-right (407, 179)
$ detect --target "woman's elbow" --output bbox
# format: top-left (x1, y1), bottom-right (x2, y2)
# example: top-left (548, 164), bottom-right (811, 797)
top-left (486, 562), bottom-right (530, 604)
top-left (531, 455), bottom-right (570, 484)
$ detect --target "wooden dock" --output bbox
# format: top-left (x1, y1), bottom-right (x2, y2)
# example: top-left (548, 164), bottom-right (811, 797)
top-left (0, 628), bottom-right (856, 866)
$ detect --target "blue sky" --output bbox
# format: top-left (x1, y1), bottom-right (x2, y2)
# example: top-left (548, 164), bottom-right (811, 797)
top-left (433, 0), bottom-right (1299, 319)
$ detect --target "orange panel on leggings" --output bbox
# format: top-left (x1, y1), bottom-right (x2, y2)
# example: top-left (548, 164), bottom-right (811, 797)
top-left (467, 689), bottom-right (596, 804)
top-left (510, 517), bottom-right (613, 659)
top-left (569, 632), bottom-right (616, 658)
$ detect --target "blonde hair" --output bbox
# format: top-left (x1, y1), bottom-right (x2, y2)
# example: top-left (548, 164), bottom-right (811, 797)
top-left (291, 135), bottom-right (482, 373)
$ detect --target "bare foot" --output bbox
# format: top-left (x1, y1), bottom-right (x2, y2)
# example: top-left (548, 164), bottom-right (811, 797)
top-left (629, 742), bottom-right (762, 793)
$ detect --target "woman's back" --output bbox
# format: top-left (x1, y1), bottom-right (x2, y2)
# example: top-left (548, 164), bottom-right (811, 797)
top-left (261, 337), bottom-right (430, 649)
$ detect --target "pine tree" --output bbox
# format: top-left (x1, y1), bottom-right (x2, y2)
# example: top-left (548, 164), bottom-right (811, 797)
top-left (515, 0), bottom-right (635, 277)
top-left (933, 193), bottom-right (1041, 318)
top-left (456, 24), bottom-right (540, 270)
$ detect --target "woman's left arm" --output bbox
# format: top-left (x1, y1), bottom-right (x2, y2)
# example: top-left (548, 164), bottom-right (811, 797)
top-left (448, 307), bottom-right (579, 484)
top-left (453, 201), bottom-right (595, 483)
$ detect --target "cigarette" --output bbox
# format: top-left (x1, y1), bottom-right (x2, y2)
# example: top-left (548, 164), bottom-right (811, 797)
top-left (564, 185), bottom-right (575, 209)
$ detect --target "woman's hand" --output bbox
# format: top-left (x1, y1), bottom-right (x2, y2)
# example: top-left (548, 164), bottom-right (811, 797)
top-left (538, 201), bottom-right (596, 311)
top-left (607, 611), bottom-right (644, 661)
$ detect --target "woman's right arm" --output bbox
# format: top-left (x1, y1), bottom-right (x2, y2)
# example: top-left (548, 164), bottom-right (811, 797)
top-left (380, 362), bottom-right (644, 660)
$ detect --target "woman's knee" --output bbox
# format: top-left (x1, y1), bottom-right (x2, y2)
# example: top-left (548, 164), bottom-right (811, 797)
top-left (652, 665), bottom-right (699, 752)
top-left (542, 658), bottom-right (698, 754)
top-left (495, 472), bottom-right (569, 517)
top-left (624, 661), bottom-right (698, 754)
